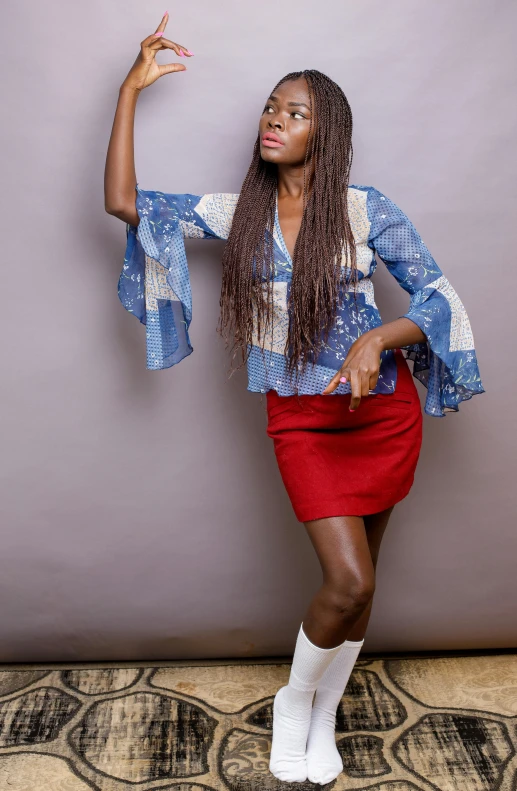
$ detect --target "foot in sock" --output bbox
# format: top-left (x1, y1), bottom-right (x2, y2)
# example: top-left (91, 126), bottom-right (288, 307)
top-left (269, 684), bottom-right (313, 782)
top-left (269, 623), bottom-right (346, 782)
top-left (305, 638), bottom-right (364, 784)
top-left (305, 693), bottom-right (343, 784)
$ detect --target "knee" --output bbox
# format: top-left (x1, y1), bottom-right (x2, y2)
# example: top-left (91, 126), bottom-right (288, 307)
top-left (325, 574), bottom-right (375, 617)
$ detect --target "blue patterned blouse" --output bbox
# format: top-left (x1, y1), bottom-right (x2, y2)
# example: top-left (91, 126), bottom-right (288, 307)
top-left (119, 183), bottom-right (485, 417)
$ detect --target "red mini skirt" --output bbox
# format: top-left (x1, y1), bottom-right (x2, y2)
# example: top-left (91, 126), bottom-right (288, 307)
top-left (266, 348), bottom-right (423, 522)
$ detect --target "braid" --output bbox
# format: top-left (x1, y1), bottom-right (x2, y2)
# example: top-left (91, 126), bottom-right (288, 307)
top-left (216, 68), bottom-right (358, 392)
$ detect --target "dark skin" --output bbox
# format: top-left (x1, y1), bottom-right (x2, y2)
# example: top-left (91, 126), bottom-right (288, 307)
top-left (104, 11), bottom-right (192, 226)
top-left (259, 76), bottom-right (426, 407)
top-left (260, 77), bottom-right (426, 648)
top-left (302, 509), bottom-right (394, 646)
top-left (105, 17), bottom-right (427, 649)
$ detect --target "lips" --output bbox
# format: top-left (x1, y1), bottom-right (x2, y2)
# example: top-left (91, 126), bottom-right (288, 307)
top-left (262, 132), bottom-right (284, 145)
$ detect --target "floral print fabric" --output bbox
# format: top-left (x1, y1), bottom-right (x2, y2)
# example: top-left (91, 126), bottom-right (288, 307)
top-left (119, 183), bottom-right (485, 416)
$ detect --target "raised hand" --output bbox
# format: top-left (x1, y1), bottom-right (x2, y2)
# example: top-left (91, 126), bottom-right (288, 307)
top-left (121, 11), bottom-right (193, 92)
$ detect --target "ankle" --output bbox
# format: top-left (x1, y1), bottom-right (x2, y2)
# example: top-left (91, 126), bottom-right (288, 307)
top-left (281, 683), bottom-right (314, 712)
top-left (310, 705), bottom-right (336, 726)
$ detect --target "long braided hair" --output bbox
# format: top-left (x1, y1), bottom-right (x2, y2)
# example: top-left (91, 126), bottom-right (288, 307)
top-left (216, 68), bottom-right (358, 390)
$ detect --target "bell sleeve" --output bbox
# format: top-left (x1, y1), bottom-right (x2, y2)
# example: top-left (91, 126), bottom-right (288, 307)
top-left (366, 186), bottom-right (485, 417)
top-left (118, 183), bottom-right (238, 370)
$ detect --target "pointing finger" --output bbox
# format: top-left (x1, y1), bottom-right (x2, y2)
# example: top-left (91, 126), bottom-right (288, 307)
top-left (349, 369), bottom-right (362, 412)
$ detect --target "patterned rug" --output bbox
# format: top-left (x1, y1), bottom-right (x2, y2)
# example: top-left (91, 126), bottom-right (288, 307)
top-left (0, 653), bottom-right (516, 790)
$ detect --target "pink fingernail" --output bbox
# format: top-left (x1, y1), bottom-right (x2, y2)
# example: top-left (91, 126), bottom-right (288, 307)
top-left (185, 49), bottom-right (194, 55)
top-left (164, 10), bottom-right (169, 14)
top-left (153, 32), bottom-right (163, 36)
top-left (339, 376), bottom-right (347, 383)
top-left (178, 49), bottom-right (184, 56)
top-left (349, 408), bottom-right (356, 412)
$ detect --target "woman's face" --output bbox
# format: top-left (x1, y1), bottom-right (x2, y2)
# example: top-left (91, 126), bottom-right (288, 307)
top-left (259, 77), bottom-right (316, 166)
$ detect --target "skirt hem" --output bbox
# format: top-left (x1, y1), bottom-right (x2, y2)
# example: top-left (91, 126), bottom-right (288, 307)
top-left (291, 478), bottom-right (416, 522)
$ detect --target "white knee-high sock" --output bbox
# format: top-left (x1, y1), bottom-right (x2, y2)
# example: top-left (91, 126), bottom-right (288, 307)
top-left (269, 623), bottom-right (347, 783)
top-left (306, 637), bottom-right (365, 784)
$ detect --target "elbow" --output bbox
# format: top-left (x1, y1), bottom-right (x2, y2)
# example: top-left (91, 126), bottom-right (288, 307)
top-left (105, 199), bottom-right (128, 216)
top-left (105, 190), bottom-right (137, 219)
top-left (105, 203), bottom-right (140, 226)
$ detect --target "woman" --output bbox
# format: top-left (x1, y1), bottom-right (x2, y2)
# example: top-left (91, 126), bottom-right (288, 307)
top-left (105, 12), bottom-right (485, 785)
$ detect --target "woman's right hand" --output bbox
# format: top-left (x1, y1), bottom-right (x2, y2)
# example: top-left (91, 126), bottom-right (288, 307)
top-left (121, 11), bottom-right (193, 93)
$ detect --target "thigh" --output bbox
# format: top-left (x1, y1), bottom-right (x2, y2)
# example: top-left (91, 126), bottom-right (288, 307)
top-left (303, 515), bottom-right (375, 591)
top-left (363, 505), bottom-right (395, 567)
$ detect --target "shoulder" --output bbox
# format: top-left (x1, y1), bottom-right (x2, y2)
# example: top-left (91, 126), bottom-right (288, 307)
top-left (345, 185), bottom-right (379, 237)
top-left (348, 184), bottom-right (386, 202)
top-left (349, 184), bottom-right (405, 225)
top-left (346, 184), bottom-right (383, 214)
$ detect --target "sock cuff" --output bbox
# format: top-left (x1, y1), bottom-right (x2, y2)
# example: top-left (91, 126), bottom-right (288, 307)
top-left (315, 637), bottom-right (364, 694)
top-left (287, 624), bottom-right (345, 692)
top-left (300, 624), bottom-right (348, 653)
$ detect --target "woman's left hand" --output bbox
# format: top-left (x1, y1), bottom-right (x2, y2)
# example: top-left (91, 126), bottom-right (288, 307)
top-left (321, 333), bottom-right (385, 409)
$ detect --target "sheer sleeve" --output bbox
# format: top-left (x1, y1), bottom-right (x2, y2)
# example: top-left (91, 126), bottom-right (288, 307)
top-left (118, 184), bottom-right (239, 370)
top-left (366, 186), bottom-right (485, 417)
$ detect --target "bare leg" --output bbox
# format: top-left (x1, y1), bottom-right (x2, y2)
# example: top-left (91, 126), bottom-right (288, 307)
top-left (301, 514), bottom-right (376, 647)
top-left (346, 505), bottom-right (395, 640)
top-left (303, 505), bottom-right (395, 783)
top-left (270, 512), bottom-right (375, 781)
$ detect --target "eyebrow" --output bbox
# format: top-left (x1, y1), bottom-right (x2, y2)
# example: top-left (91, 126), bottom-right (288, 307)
top-left (267, 95), bottom-right (311, 111)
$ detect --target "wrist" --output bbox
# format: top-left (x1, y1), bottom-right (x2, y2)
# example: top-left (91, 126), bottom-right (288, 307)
top-left (119, 82), bottom-right (141, 97)
top-left (362, 328), bottom-right (387, 352)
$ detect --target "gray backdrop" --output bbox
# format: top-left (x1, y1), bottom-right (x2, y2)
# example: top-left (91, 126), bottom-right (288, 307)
top-left (1, 0), bottom-right (515, 662)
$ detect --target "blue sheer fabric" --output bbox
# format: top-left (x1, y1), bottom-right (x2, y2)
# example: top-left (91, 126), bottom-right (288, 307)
top-left (119, 183), bottom-right (485, 417)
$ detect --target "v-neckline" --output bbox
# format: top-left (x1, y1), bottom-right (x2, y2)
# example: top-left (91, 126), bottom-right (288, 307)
top-left (274, 192), bottom-right (293, 266)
